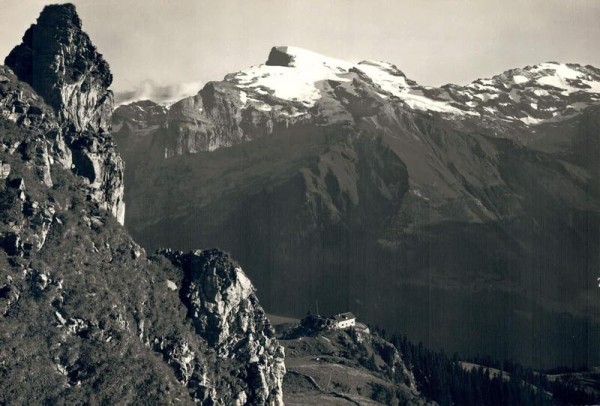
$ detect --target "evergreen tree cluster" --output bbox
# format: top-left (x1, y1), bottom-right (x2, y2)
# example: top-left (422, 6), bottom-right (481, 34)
top-left (389, 334), bottom-right (599, 405)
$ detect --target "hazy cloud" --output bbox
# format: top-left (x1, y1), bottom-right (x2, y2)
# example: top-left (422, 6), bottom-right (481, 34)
top-left (114, 79), bottom-right (203, 106)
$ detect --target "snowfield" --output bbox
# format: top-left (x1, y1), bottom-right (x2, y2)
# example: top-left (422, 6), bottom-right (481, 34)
top-left (216, 46), bottom-right (600, 126)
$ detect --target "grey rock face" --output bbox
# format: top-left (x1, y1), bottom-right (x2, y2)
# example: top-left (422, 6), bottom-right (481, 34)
top-left (5, 4), bottom-right (125, 224)
top-left (68, 131), bottom-right (125, 224)
top-left (113, 100), bottom-right (168, 132)
top-left (160, 249), bottom-right (286, 405)
top-left (164, 81), bottom-right (296, 155)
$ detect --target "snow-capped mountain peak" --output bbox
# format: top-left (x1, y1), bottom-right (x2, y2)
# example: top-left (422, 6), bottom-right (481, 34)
top-left (226, 46), bottom-right (353, 108)
top-left (160, 47), bottom-right (600, 154)
top-left (224, 46), bottom-right (467, 114)
top-left (353, 60), bottom-right (465, 114)
top-left (441, 61), bottom-right (600, 125)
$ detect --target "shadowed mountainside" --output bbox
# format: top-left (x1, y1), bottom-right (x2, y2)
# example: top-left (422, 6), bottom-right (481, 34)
top-left (115, 48), bottom-right (600, 369)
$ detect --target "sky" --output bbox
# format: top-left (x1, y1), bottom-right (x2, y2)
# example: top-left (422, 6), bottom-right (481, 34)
top-left (1, 0), bottom-right (600, 104)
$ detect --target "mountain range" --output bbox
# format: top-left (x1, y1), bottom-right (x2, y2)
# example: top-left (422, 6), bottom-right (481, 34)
top-left (114, 45), bottom-right (600, 369)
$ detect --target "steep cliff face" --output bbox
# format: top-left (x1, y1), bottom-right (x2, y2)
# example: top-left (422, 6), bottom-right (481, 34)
top-left (160, 249), bottom-right (286, 405)
top-left (113, 100), bottom-right (168, 133)
top-left (0, 4), bottom-right (285, 404)
top-left (164, 80), bottom-right (305, 155)
top-left (5, 3), bottom-right (124, 224)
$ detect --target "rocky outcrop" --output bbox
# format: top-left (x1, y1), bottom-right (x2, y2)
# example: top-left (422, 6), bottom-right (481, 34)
top-left (68, 131), bottom-right (125, 223)
top-left (0, 177), bottom-right (54, 256)
top-left (5, 3), bottom-right (124, 224)
top-left (0, 66), bottom-right (56, 133)
top-left (280, 315), bottom-right (425, 404)
top-left (160, 249), bottom-right (286, 405)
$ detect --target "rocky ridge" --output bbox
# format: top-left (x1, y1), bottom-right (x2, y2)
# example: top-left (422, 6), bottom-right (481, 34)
top-left (5, 3), bottom-right (114, 134)
top-left (0, 4), bottom-right (285, 404)
top-left (438, 61), bottom-right (600, 131)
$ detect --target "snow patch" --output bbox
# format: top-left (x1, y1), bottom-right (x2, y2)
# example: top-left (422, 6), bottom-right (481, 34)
top-left (247, 97), bottom-right (273, 111)
top-left (533, 62), bottom-right (583, 80)
top-left (583, 79), bottom-right (600, 93)
top-left (537, 75), bottom-right (571, 90)
top-left (402, 91), bottom-right (465, 114)
top-left (520, 116), bottom-right (543, 125)
top-left (239, 90), bottom-right (247, 106)
top-left (355, 62), bottom-right (409, 94)
top-left (513, 75), bottom-right (528, 85)
top-left (474, 92), bottom-right (499, 102)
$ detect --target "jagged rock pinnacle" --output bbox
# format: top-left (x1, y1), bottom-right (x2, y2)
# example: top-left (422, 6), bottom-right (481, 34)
top-left (5, 3), bottom-right (113, 133)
